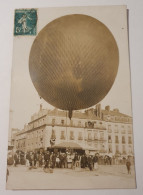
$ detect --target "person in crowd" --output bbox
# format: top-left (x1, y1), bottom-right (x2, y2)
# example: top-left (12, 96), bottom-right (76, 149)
top-left (63, 153), bottom-right (68, 168)
top-left (71, 153), bottom-right (75, 169)
top-left (28, 152), bottom-right (34, 169)
top-left (56, 153), bottom-right (60, 168)
top-left (33, 151), bottom-right (38, 168)
top-left (13, 152), bottom-right (18, 167)
top-left (44, 151), bottom-right (50, 170)
top-left (59, 153), bottom-right (64, 168)
top-left (87, 155), bottom-right (93, 171)
top-left (93, 154), bottom-right (98, 170)
top-left (38, 152), bottom-right (43, 168)
top-left (126, 156), bottom-right (131, 174)
top-left (104, 155), bottom-right (108, 165)
top-left (52, 152), bottom-right (56, 168)
top-left (80, 155), bottom-right (85, 168)
top-left (6, 168), bottom-right (9, 182)
top-left (67, 153), bottom-right (72, 168)
top-left (74, 153), bottom-right (80, 168)
top-left (25, 152), bottom-right (30, 167)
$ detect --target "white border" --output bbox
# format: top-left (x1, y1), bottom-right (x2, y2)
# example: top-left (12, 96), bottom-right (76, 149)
top-left (0, 0), bottom-right (143, 194)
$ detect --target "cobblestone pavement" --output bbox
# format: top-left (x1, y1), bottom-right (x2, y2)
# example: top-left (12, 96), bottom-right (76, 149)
top-left (6, 165), bottom-right (136, 190)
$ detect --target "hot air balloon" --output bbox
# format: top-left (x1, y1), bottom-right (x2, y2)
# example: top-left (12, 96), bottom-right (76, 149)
top-left (29, 14), bottom-right (119, 119)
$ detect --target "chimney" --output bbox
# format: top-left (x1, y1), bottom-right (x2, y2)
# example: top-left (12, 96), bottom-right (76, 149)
top-left (105, 105), bottom-right (110, 112)
top-left (113, 108), bottom-right (119, 113)
top-left (95, 104), bottom-right (101, 118)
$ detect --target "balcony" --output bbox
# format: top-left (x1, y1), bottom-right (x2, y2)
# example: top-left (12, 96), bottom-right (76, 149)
top-left (99, 149), bottom-right (107, 153)
top-left (70, 136), bottom-right (75, 140)
top-left (98, 125), bottom-right (106, 130)
top-left (78, 137), bottom-right (83, 140)
top-left (60, 136), bottom-right (65, 140)
top-left (87, 138), bottom-right (93, 141)
top-left (99, 137), bottom-right (105, 141)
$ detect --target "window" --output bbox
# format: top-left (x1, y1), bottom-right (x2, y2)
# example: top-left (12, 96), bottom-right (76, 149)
top-left (121, 126), bottom-right (126, 134)
top-left (60, 131), bottom-right (65, 140)
top-left (94, 132), bottom-right (98, 140)
top-left (88, 132), bottom-right (92, 140)
top-left (70, 131), bottom-right (74, 140)
top-left (52, 118), bottom-right (55, 126)
top-left (128, 136), bottom-right (132, 144)
top-left (122, 145), bottom-right (126, 154)
top-left (108, 125), bottom-right (112, 133)
top-left (100, 132), bottom-right (104, 140)
top-left (78, 121), bottom-right (81, 127)
top-left (128, 145), bottom-right (132, 153)
top-left (128, 129), bottom-right (132, 134)
top-left (114, 125), bottom-right (118, 133)
top-left (100, 143), bottom-right (105, 151)
top-left (94, 143), bottom-right (98, 149)
top-left (128, 126), bottom-right (132, 134)
top-left (61, 120), bottom-right (65, 125)
top-left (108, 135), bottom-right (112, 143)
top-left (88, 121), bottom-right (94, 128)
top-left (115, 136), bottom-right (119, 143)
top-left (78, 132), bottom-right (83, 140)
top-left (108, 144), bottom-right (112, 152)
top-left (122, 136), bottom-right (126, 144)
top-left (51, 129), bottom-right (56, 139)
top-left (115, 145), bottom-right (119, 153)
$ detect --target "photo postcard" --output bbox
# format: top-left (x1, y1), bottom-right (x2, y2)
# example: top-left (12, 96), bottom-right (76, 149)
top-left (6, 5), bottom-right (136, 190)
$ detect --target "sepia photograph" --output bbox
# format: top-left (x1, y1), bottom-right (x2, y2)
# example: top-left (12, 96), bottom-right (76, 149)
top-left (6, 5), bottom-right (136, 190)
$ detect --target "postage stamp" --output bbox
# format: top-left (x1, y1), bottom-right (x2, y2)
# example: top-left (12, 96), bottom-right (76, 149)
top-left (14, 9), bottom-right (37, 36)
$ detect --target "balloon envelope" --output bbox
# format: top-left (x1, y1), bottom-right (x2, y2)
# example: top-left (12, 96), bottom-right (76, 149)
top-left (29, 14), bottom-right (119, 113)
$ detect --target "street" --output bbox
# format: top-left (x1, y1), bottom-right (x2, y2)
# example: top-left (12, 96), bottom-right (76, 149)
top-left (6, 165), bottom-right (136, 190)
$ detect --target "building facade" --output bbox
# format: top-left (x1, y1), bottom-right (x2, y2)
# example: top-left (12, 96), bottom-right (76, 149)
top-left (12, 104), bottom-right (134, 156)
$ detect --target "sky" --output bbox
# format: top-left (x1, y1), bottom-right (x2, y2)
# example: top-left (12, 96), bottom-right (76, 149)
top-left (9, 6), bottom-right (132, 131)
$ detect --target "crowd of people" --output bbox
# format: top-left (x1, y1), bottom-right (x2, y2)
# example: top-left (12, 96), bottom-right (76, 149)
top-left (11, 150), bottom-right (133, 174)
top-left (13, 150), bottom-right (99, 171)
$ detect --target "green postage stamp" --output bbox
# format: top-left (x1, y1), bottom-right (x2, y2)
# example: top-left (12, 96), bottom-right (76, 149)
top-left (14, 9), bottom-right (37, 36)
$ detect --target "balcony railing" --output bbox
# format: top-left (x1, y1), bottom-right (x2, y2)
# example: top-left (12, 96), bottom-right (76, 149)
top-left (70, 136), bottom-right (75, 140)
top-left (78, 137), bottom-right (83, 140)
top-left (60, 136), bottom-right (65, 140)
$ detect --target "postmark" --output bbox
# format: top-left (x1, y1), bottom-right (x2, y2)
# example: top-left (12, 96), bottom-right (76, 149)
top-left (14, 9), bottom-right (37, 36)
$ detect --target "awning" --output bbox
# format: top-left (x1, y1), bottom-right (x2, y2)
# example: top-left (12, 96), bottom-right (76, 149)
top-left (53, 142), bottom-right (83, 149)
